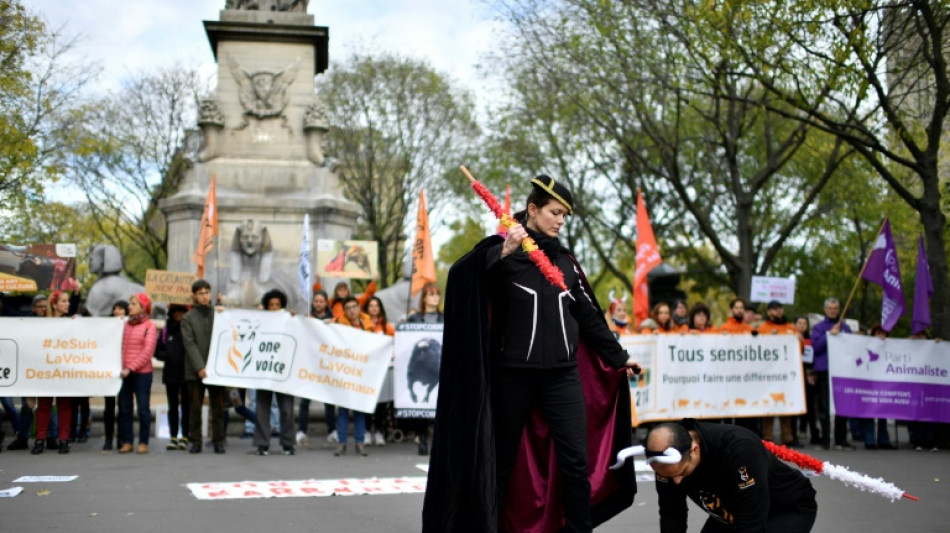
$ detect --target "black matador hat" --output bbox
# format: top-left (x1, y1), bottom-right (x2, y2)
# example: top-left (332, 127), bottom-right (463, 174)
top-left (530, 174), bottom-right (574, 215)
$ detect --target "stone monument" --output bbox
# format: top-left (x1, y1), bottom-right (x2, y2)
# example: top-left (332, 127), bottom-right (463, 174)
top-left (160, 1), bottom-right (359, 312)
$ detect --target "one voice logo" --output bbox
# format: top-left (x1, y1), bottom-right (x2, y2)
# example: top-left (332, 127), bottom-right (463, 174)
top-left (216, 319), bottom-right (296, 382)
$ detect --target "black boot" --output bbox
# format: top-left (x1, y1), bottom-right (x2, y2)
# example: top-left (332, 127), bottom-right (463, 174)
top-left (418, 434), bottom-right (429, 456)
top-left (7, 436), bottom-right (28, 451)
top-left (31, 439), bottom-right (45, 455)
top-left (58, 440), bottom-right (70, 454)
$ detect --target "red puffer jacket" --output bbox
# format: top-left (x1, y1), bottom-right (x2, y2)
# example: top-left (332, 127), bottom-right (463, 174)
top-left (122, 318), bottom-right (157, 373)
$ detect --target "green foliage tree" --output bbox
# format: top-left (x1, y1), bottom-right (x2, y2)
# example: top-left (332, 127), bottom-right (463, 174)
top-left (59, 63), bottom-right (207, 281)
top-left (485, 0), bottom-right (850, 303)
top-left (317, 50), bottom-right (479, 287)
top-left (685, 0), bottom-right (950, 338)
top-left (0, 0), bottom-right (97, 221)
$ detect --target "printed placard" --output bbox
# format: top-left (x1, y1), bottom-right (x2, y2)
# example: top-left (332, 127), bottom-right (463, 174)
top-left (204, 310), bottom-right (393, 413)
top-left (0, 243), bottom-right (77, 292)
top-left (0, 318), bottom-right (123, 396)
top-left (829, 333), bottom-right (950, 423)
top-left (393, 324), bottom-right (443, 419)
top-left (628, 334), bottom-right (805, 423)
top-left (315, 239), bottom-right (378, 279)
top-left (750, 276), bottom-right (796, 305)
top-left (145, 269), bottom-right (196, 305)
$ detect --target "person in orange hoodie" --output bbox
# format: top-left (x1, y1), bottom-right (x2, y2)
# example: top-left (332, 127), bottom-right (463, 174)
top-left (651, 301), bottom-right (686, 333)
top-left (757, 301), bottom-right (801, 448)
top-left (332, 296), bottom-right (373, 457)
top-left (718, 297), bottom-right (754, 334)
top-left (315, 276), bottom-right (377, 319)
top-left (687, 302), bottom-right (717, 334)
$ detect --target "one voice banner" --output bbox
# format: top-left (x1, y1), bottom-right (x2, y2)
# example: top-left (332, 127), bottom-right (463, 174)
top-left (203, 310), bottom-right (393, 413)
top-left (393, 324), bottom-right (443, 419)
top-left (828, 333), bottom-right (950, 423)
top-left (619, 334), bottom-right (805, 424)
top-left (0, 317), bottom-right (123, 396)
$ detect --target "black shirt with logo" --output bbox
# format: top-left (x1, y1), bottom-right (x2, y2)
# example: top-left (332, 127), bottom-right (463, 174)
top-left (656, 420), bottom-right (817, 532)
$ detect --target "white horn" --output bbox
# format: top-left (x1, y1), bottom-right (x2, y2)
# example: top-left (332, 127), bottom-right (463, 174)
top-left (609, 445), bottom-right (644, 470)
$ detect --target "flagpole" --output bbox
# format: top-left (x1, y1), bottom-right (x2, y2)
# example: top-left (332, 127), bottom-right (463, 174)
top-left (838, 216), bottom-right (888, 327)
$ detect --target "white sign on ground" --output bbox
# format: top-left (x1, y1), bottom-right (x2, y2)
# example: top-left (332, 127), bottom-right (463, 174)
top-left (186, 477), bottom-right (427, 500)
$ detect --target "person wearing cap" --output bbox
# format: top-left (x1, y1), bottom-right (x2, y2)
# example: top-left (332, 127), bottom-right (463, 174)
top-left (423, 175), bottom-right (641, 533)
top-left (756, 301), bottom-right (801, 448)
top-left (156, 303), bottom-right (191, 451)
top-left (645, 419), bottom-right (817, 532)
top-left (117, 293), bottom-right (157, 454)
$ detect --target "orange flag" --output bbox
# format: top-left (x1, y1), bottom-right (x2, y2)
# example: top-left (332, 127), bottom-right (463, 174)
top-left (634, 189), bottom-right (662, 326)
top-left (192, 175), bottom-right (218, 278)
top-left (411, 188), bottom-right (437, 296)
top-left (497, 184), bottom-right (511, 234)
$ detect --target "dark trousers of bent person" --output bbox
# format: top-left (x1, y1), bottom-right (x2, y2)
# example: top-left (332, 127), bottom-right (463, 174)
top-left (493, 366), bottom-right (591, 533)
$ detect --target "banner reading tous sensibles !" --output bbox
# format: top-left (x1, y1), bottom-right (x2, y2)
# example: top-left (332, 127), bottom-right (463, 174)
top-left (619, 334), bottom-right (805, 424)
top-left (203, 310), bottom-right (393, 413)
top-left (393, 324), bottom-right (443, 419)
top-left (828, 333), bottom-right (950, 423)
top-left (0, 317), bottom-right (123, 396)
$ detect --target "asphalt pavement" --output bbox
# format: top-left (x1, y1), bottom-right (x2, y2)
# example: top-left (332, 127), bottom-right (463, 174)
top-left (0, 428), bottom-right (946, 532)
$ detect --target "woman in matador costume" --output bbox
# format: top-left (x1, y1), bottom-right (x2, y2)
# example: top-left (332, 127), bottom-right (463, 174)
top-left (423, 176), bottom-right (641, 533)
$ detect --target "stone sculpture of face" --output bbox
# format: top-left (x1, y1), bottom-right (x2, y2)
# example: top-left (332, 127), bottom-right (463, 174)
top-left (239, 220), bottom-right (263, 256)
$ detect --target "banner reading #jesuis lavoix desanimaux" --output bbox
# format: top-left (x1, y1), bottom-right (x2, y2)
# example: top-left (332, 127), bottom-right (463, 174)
top-left (619, 334), bottom-right (805, 424)
top-left (203, 310), bottom-right (393, 413)
top-left (393, 323), bottom-right (443, 419)
top-left (829, 333), bottom-right (950, 423)
top-left (0, 317), bottom-right (123, 396)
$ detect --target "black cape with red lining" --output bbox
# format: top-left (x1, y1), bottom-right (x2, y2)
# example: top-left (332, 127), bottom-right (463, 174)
top-left (421, 235), bottom-right (636, 533)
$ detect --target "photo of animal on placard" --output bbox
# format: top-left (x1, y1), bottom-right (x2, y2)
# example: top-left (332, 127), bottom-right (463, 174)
top-left (316, 239), bottom-right (378, 279)
top-left (393, 324), bottom-right (443, 419)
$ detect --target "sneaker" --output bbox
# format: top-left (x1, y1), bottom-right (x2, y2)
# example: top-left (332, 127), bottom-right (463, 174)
top-left (334, 444), bottom-right (346, 457)
top-left (136, 443), bottom-right (148, 454)
top-left (418, 440), bottom-right (429, 456)
top-left (31, 439), bottom-right (45, 455)
top-left (930, 447), bottom-right (940, 452)
top-left (355, 443), bottom-right (368, 457)
top-left (7, 437), bottom-right (28, 451)
top-left (256, 446), bottom-right (269, 456)
top-left (167, 438), bottom-right (179, 451)
top-left (118, 443), bottom-right (134, 454)
top-left (365, 432), bottom-right (374, 446)
top-left (282, 446), bottom-right (295, 456)
top-left (178, 437), bottom-right (188, 451)
top-left (102, 439), bottom-right (113, 452)
top-left (374, 431), bottom-right (386, 447)
top-left (915, 445), bottom-right (924, 451)
top-left (834, 443), bottom-right (856, 451)
top-left (58, 440), bottom-right (70, 454)
top-left (213, 444), bottom-right (226, 454)
top-left (189, 443), bottom-right (202, 454)
top-left (296, 430), bottom-right (309, 447)
top-left (327, 430), bottom-right (339, 444)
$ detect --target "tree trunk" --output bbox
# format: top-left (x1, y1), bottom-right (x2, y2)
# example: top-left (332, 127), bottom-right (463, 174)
top-left (919, 201), bottom-right (949, 340)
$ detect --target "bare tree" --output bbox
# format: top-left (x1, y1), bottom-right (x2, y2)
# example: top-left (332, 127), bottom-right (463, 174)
top-left (317, 50), bottom-right (479, 286)
top-left (59, 63), bottom-right (208, 280)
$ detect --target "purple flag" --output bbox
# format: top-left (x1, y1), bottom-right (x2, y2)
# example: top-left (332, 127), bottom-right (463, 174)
top-left (861, 219), bottom-right (905, 332)
top-left (912, 236), bottom-right (933, 335)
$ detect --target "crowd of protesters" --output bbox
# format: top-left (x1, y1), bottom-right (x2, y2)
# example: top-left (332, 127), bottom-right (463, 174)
top-left (0, 276), bottom-right (444, 458)
top-left (604, 294), bottom-right (946, 452)
top-left (1, 281), bottom-right (944, 457)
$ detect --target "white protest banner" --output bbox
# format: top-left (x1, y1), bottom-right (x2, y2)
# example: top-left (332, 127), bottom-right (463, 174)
top-left (618, 335), bottom-right (657, 422)
top-left (186, 477), bottom-right (427, 500)
top-left (750, 276), bottom-right (796, 305)
top-left (0, 317), bottom-right (123, 396)
top-left (393, 324), bottom-right (443, 419)
top-left (828, 333), bottom-right (950, 423)
top-left (203, 310), bottom-right (392, 413)
top-left (633, 334), bottom-right (805, 423)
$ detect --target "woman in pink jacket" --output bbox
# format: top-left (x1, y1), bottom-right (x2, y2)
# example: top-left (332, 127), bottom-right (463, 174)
top-left (118, 293), bottom-right (157, 454)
